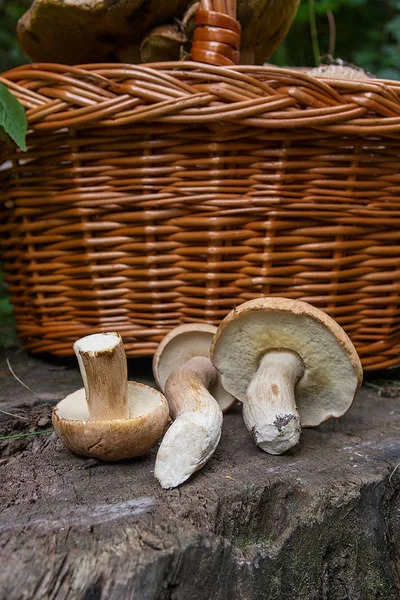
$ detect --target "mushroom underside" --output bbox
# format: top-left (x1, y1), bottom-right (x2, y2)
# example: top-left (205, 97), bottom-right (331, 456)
top-left (154, 326), bottom-right (235, 412)
top-left (212, 307), bottom-right (361, 427)
top-left (55, 383), bottom-right (162, 421)
top-left (53, 382), bottom-right (169, 460)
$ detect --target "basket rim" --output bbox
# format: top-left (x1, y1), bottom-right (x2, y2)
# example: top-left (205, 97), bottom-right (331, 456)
top-left (2, 61), bottom-right (400, 137)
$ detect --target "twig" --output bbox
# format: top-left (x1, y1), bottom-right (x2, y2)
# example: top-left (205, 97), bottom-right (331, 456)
top-left (6, 357), bottom-right (65, 405)
top-left (6, 357), bottom-right (38, 396)
top-left (363, 382), bottom-right (384, 391)
top-left (0, 429), bottom-right (53, 441)
top-left (0, 409), bottom-right (29, 421)
top-left (326, 10), bottom-right (336, 58)
top-left (389, 462), bottom-right (400, 484)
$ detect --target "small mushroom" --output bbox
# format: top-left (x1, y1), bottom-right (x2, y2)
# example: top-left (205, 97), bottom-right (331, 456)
top-left (52, 332), bottom-right (169, 461)
top-left (211, 298), bottom-right (363, 455)
top-left (153, 323), bottom-right (235, 488)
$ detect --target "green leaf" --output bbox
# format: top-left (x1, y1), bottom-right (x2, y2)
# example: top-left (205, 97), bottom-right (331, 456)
top-left (0, 82), bottom-right (27, 151)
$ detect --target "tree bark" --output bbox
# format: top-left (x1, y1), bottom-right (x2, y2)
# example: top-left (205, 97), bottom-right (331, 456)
top-left (1, 349), bottom-right (400, 600)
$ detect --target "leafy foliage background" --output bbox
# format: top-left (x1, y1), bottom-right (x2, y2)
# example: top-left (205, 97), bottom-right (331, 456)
top-left (271, 0), bottom-right (400, 80)
top-left (0, 0), bottom-right (399, 346)
top-left (0, 0), bottom-right (29, 73)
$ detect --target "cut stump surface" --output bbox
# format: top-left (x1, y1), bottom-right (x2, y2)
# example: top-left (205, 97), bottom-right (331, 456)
top-left (1, 349), bottom-right (400, 600)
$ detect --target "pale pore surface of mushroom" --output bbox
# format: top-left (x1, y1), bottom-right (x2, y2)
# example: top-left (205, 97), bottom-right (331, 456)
top-left (154, 324), bottom-right (234, 412)
top-left (154, 356), bottom-right (223, 489)
top-left (211, 298), bottom-right (362, 454)
top-left (56, 381), bottom-right (162, 421)
top-left (213, 307), bottom-right (360, 427)
top-left (53, 382), bottom-right (169, 461)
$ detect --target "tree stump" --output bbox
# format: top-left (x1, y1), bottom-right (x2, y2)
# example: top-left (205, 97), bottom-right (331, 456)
top-left (1, 350), bottom-right (400, 600)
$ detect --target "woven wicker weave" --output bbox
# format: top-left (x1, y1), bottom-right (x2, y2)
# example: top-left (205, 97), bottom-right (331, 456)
top-left (1, 1), bottom-right (399, 369)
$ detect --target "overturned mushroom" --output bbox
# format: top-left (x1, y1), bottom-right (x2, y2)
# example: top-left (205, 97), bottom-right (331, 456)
top-left (153, 323), bottom-right (235, 489)
top-left (211, 298), bottom-right (363, 455)
top-left (53, 332), bottom-right (169, 461)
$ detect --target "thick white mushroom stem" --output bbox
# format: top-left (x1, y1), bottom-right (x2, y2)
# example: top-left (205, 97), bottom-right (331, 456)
top-left (243, 350), bottom-right (304, 455)
top-left (74, 333), bottom-right (129, 422)
top-left (155, 356), bottom-right (223, 489)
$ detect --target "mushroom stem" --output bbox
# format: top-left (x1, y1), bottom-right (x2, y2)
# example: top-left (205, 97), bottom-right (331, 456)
top-left (243, 350), bottom-right (304, 455)
top-left (74, 332), bottom-right (129, 421)
top-left (154, 356), bottom-right (223, 489)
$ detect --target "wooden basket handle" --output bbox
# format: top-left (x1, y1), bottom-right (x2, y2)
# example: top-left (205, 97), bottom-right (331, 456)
top-left (191, 0), bottom-right (241, 66)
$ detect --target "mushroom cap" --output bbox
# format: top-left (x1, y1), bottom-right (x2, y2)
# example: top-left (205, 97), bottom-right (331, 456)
top-left (211, 298), bottom-right (363, 427)
top-left (17, 0), bottom-right (300, 65)
top-left (17, 0), bottom-right (191, 65)
top-left (153, 323), bottom-right (235, 412)
top-left (52, 381), bottom-right (169, 461)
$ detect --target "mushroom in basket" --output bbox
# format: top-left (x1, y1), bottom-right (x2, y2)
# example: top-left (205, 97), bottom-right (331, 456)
top-left (53, 332), bottom-right (169, 461)
top-left (153, 323), bottom-right (235, 489)
top-left (211, 298), bottom-right (363, 455)
top-left (17, 0), bottom-right (300, 66)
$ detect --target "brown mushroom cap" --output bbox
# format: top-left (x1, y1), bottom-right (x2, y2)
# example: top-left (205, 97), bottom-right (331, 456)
top-left (52, 381), bottom-right (169, 461)
top-left (211, 297), bottom-right (363, 427)
top-left (17, 0), bottom-right (191, 65)
top-left (17, 0), bottom-right (300, 65)
top-left (153, 323), bottom-right (235, 412)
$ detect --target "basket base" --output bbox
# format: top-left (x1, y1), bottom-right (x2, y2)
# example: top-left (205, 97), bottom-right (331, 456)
top-left (15, 322), bottom-right (400, 371)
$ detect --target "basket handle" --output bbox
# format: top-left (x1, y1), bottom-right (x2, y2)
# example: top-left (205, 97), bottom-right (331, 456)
top-left (191, 0), bottom-right (241, 66)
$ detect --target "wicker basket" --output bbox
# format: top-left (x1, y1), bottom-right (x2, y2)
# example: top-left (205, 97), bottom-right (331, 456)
top-left (1, 1), bottom-right (399, 370)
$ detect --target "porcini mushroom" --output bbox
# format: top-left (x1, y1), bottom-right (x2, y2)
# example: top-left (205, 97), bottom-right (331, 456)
top-left (17, 0), bottom-right (191, 65)
top-left (153, 323), bottom-right (235, 488)
top-left (17, 0), bottom-right (300, 65)
top-left (52, 332), bottom-right (169, 461)
top-left (211, 298), bottom-right (363, 455)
